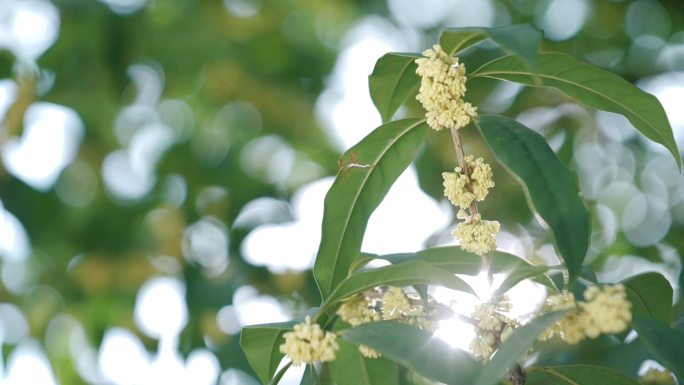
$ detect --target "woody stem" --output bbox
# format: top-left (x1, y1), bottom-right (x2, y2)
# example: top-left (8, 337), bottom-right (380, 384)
top-left (449, 126), bottom-right (492, 283)
top-left (509, 364), bottom-right (526, 385)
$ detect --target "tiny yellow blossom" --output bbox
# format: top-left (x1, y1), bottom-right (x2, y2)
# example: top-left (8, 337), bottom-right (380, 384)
top-left (279, 316), bottom-right (339, 366)
top-left (338, 288), bottom-right (432, 359)
top-left (581, 284), bottom-right (632, 335)
top-left (382, 287), bottom-right (415, 320)
top-left (453, 211), bottom-right (500, 256)
top-left (539, 292), bottom-right (587, 344)
top-left (470, 331), bottom-right (496, 360)
top-left (337, 294), bottom-right (381, 326)
top-left (470, 297), bottom-right (519, 361)
top-left (442, 168), bottom-right (474, 208)
top-left (415, 44), bottom-right (477, 131)
top-left (540, 285), bottom-right (632, 345)
top-left (358, 344), bottom-right (382, 359)
top-left (469, 156), bottom-right (495, 200)
top-left (442, 156), bottom-right (495, 209)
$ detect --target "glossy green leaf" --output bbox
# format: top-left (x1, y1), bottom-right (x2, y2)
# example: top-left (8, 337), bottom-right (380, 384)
top-left (371, 247), bottom-right (481, 275)
top-left (440, 24), bottom-right (542, 68)
top-left (369, 53), bottom-right (421, 123)
top-left (313, 118), bottom-right (429, 300)
top-left (471, 53), bottom-right (681, 169)
top-left (526, 365), bottom-right (641, 385)
top-left (300, 364), bottom-right (320, 385)
top-left (322, 260), bottom-right (475, 316)
top-left (474, 311), bottom-right (566, 385)
top-left (240, 320), bottom-right (295, 385)
top-left (476, 114), bottom-right (590, 284)
top-left (342, 321), bottom-right (479, 385)
top-left (329, 339), bottom-right (400, 385)
top-left (366, 247), bottom-right (556, 291)
top-left (622, 272), bottom-right (673, 324)
top-left (493, 264), bottom-right (551, 297)
top-left (632, 318), bottom-right (684, 382)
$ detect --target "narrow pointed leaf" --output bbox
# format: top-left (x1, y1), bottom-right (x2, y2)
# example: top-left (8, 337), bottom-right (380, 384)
top-left (240, 321), bottom-right (295, 385)
top-left (622, 272), bottom-right (673, 324)
top-left (365, 247), bottom-right (555, 290)
top-left (342, 321), bottom-right (480, 385)
top-left (329, 339), bottom-right (400, 385)
top-left (493, 264), bottom-right (551, 297)
top-left (471, 53), bottom-right (681, 168)
top-left (440, 24), bottom-right (542, 68)
top-left (632, 318), bottom-right (684, 382)
top-left (369, 53), bottom-right (421, 123)
top-left (322, 260), bottom-right (475, 315)
top-left (476, 115), bottom-right (590, 284)
top-left (474, 311), bottom-right (566, 385)
top-left (313, 118), bottom-right (429, 300)
top-left (300, 365), bottom-right (321, 385)
top-left (526, 365), bottom-right (641, 385)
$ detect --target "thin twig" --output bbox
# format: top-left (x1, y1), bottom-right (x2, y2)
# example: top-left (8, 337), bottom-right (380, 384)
top-left (508, 364), bottom-right (526, 385)
top-left (449, 126), bottom-right (492, 283)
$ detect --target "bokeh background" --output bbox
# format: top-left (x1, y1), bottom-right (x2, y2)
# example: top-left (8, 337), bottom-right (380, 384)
top-left (1, 0), bottom-right (684, 384)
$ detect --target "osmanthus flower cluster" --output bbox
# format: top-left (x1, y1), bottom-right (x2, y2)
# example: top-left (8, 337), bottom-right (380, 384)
top-left (337, 287), bottom-right (434, 359)
top-left (279, 316), bottom-right (339, 366)
top-left (539, 284), bottom-right (632, 344)
top-left (470, 296), bottom-right (519, 361)
top-left (415, 45), bottom-right (478, 131)
top-left (415, 44), bottom-right (499, 256)
top-left (278, 286), bottom-right (436, 365)
top-left (442, 155), bottom-right (495, 208)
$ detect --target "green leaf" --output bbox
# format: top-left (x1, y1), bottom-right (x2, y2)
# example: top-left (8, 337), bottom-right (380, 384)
top-left (240, 321), bottom-right (294, 385)
top-left (526, 365), bottom-right (641, 385)
top-left (367, 247), bottom-right (556, 291)
top-left (313, 118), bottom-right (429, 300)
top-left (439, 24), bottom-right (542, 68)
top-left (372, 247), bottom-right (481, 275)
top-left (329, 339), bottom-right (400, 385)
top-left (632, 317), bottom-right (684, 382)
top-left (471, 53), bottom-right (681, 169)
top-left (369, 53), bottom-right (421, 123)
top-left (322, 260), bottom-right (475, 316)
top-left (476, 115), bottom-right (590, 285)
top-left (493, 264), bottom-right (551, 297)
top-left (300, 365), bottom-right (321, 385)
top-left (240, 310), bottom-right (318, 385)
top-left (622, 272), bottom-right (673, 324)
top-left (474, 311), bottom-right (566, 385)
top-left (342, 321), bottom-right (480, 385)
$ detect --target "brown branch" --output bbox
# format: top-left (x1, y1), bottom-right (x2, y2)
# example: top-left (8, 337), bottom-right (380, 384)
top-left (508, 364), bottom-right (526, 385)
top-left (449, 126), bottom-right (492, 283)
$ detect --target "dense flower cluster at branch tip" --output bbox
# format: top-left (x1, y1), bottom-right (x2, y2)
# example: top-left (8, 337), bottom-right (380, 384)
top-left (279, 316), bottom-right (338, 366)
top-left (453, 210), bottom-right (500, 256)
top-left (539, 284), bottom-right (632, 345)
top-left (443, 155), bottom-right (495, 208)
top-left (470, 296), bottom-right (519, 361)
top-left (415, 44), bottom-right (477, 131)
